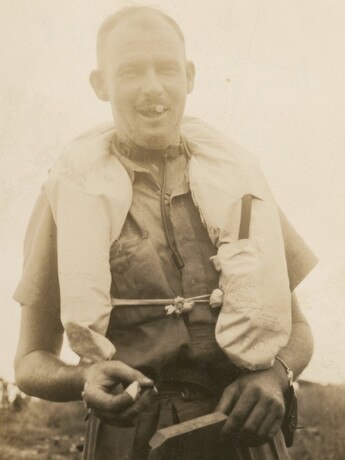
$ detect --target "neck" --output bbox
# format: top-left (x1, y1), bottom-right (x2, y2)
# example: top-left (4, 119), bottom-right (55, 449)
top-left (112, 133), bottom-right (184, 162)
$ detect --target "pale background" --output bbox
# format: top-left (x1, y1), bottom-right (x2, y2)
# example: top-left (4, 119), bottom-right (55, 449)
top-left (1, 0), bottom-right (345, 384)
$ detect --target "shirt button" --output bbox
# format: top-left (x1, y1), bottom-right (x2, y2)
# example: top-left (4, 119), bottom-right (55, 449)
top-left (116, 265), bottom-right (125, 274)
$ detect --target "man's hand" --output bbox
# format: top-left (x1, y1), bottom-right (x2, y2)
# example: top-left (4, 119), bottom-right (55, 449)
top-left (82, 360), bottom-right (155, 427)
top-left (216, 364), bottom-right (288, 447)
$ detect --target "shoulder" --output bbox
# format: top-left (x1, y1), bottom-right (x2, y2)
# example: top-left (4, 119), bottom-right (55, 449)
top-left (47, 123), bottom-right (115, 184)
top-left (182, 115), bottom-right (259, 167)
top-left (182, 116), bottom-right (270, 200)
top-left (44, 123), bottom-right (131, 199)
top-left (278, 208), bottom-right (318, 290)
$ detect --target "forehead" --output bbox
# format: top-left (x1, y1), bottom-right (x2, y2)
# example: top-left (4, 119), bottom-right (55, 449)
top-left (103, 15), bottom-right (186, 64)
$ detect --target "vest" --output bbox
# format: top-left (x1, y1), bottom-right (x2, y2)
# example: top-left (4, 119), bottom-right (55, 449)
top-left (45, 116), bottom-right (291, 371)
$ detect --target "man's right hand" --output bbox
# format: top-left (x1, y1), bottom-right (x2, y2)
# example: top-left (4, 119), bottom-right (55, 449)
top-left (82, 360), bottom-right (155, 427)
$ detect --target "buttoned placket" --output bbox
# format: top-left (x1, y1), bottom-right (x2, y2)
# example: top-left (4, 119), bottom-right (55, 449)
top-left (110, 145), bottom-right (212, 300)
top-left (126, 153), bottom-right (188, 275)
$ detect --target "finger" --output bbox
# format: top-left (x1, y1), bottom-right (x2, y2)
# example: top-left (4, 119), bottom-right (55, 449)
top-left (233, 393), bottom-right (285, 447)
top-left (84, 385), bottom-right (134, 412)
top-left (244, 415), bottom-right (282, 447)
top-left (91, 390), bottom-right (156, 428)
top-left (238, 402), bottom-right (267, 441)
top-left (256, 409), bottom-right (284, 441)
top-left (105, 361), bottom-right (154, 387)
top-left (267, 416), bottom-right (284, 441)
top-left (119, 388), bottom-right (156, 419)
top-left (221, 390), bottom-right (257, 436)
top-left (101, 388), bottom-right (157, 428)
top-left (215, 384), bottom-right (238, 414)
top-left (93, 408), bottom-right (138, 427)
top-left (255, 394), bottom-right (285, 440)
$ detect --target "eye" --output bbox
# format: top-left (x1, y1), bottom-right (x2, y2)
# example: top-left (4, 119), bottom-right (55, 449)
top-left (162, 68), bottom-right (178, 75)
top-left (117, 67), bottom-right (140, 78)
top-left (157, 63), bottom-right (181, 75)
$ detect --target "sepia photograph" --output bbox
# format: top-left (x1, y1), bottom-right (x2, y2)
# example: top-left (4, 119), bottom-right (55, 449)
top-left (1, 1), bottom-right (345, 459)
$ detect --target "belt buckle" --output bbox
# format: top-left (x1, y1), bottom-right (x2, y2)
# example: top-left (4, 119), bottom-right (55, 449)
top-left (180, 386), bottom-right (199, 401)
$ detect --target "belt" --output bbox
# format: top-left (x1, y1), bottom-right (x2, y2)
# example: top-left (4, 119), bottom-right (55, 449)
top-left (155, 382), bottom-right (217, 402)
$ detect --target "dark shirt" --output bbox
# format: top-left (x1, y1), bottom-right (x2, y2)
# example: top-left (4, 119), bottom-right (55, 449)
top-left (14, 142), bottom-right (318, 393)
top-left (105, 146), bottom-right (316, 392)
top-left (107, 147), bottom-right (236, 392)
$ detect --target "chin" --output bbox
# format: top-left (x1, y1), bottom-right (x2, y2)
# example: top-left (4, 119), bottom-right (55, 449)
top-left (136, 131), bottom-right (179, 151)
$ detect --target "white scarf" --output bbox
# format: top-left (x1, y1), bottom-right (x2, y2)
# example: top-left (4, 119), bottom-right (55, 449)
top-left (45, 116), bottom-right (291, 370)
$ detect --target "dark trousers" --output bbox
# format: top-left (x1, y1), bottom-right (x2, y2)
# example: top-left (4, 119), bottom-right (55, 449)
top-left (83, 383), bottom-right (290, 460)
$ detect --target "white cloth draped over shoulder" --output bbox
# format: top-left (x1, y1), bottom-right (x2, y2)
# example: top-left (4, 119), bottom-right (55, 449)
top-left (44, 116), bottom-right (291, 370)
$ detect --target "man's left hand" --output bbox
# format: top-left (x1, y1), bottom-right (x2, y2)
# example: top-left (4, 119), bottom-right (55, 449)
top-left (216, 364), bottom-right (288, 447)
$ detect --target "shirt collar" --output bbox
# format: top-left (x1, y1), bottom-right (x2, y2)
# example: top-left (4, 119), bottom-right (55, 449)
top-left (110, 137), bottom-right (190, 197)
top-left (110, 140), bottom-right (149, 183)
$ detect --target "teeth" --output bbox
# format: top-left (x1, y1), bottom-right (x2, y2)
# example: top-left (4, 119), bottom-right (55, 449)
top-left (155, 105), bottom-right (164, 113)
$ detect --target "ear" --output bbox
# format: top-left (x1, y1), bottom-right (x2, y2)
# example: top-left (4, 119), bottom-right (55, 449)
top-left (186, 61), bottom-right (196, 94)
top-left (89, 69), bottom-right (109, 102)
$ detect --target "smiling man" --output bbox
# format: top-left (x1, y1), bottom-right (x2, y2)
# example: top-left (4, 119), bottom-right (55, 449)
top-left (14, 6), bottom-right (317, 460)
top-left (90, 10), bottom-right (195, 151)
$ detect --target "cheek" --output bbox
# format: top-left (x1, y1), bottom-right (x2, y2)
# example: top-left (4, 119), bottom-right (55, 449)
top-left (109, 79), bottom-right (136, 106)
top-left (166, 80), bottom-right (187, 103)
top-left (111, 90), bottom-right (134, 116)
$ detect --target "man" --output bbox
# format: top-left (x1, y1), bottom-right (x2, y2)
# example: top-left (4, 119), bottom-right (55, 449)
top-left (14, 6), bottom-right (317, 460)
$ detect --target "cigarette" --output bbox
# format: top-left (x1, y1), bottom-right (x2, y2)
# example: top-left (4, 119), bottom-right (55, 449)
top-left (125, 381), bottom-right (141, 401)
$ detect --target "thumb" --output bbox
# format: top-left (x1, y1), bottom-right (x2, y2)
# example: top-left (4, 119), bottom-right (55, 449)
top-left (105, 361), bottom-right (154, 387)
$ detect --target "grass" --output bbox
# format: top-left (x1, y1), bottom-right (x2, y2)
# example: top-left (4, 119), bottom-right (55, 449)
top-left (0, 399), bottom-right (85, 459)
top-left (0, 381), bottom-right (344, 459)
top-left (289, 381), bottom-right (345, 460)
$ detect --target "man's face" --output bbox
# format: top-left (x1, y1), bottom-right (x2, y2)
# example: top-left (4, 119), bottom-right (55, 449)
top-left (94, 15), bottom-right (195, 150)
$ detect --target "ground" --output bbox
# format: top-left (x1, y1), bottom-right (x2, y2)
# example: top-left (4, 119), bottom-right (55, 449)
top-left (0, 381), bottom-right (344, 459)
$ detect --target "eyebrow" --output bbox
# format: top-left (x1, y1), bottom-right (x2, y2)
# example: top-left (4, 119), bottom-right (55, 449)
top-left (116, 55), bottom-right (182, 71)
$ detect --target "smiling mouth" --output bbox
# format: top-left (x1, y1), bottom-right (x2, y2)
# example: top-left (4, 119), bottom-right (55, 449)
top-left (136, 105), bottom-right (168, 118)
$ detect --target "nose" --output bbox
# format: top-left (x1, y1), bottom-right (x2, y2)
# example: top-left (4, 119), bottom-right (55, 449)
top-left (141, 68), bottom-right (163, 97)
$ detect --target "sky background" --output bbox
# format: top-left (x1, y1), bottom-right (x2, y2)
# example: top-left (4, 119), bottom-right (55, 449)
top-left (1, 0), bottom-right (345, 384)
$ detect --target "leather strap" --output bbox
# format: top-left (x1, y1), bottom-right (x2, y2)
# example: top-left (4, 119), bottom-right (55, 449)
top-left (238, 194), bottom-right (253, 240)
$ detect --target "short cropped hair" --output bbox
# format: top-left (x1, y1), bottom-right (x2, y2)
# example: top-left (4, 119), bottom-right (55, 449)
top-left (96, 6), bottom-right (185, 68)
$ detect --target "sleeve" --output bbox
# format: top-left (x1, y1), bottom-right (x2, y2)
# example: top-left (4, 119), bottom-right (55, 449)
top-left (13, 189), bottom-right (63, 333)
top-left (278, 208), bottom-right (319, 292)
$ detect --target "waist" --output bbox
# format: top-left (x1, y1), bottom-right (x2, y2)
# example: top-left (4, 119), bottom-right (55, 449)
top-left (158, 359), bottom-right (239, 397)
top-left (106, 303), bottom-right (238, 392)
top-left (155, 381), bottom-right (218, 401)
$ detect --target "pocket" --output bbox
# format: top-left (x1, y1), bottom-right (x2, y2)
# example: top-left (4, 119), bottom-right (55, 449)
top-left (110, 232), bottom-right (175, 300)
top-left (109, 235), bottom-right (143, 299)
